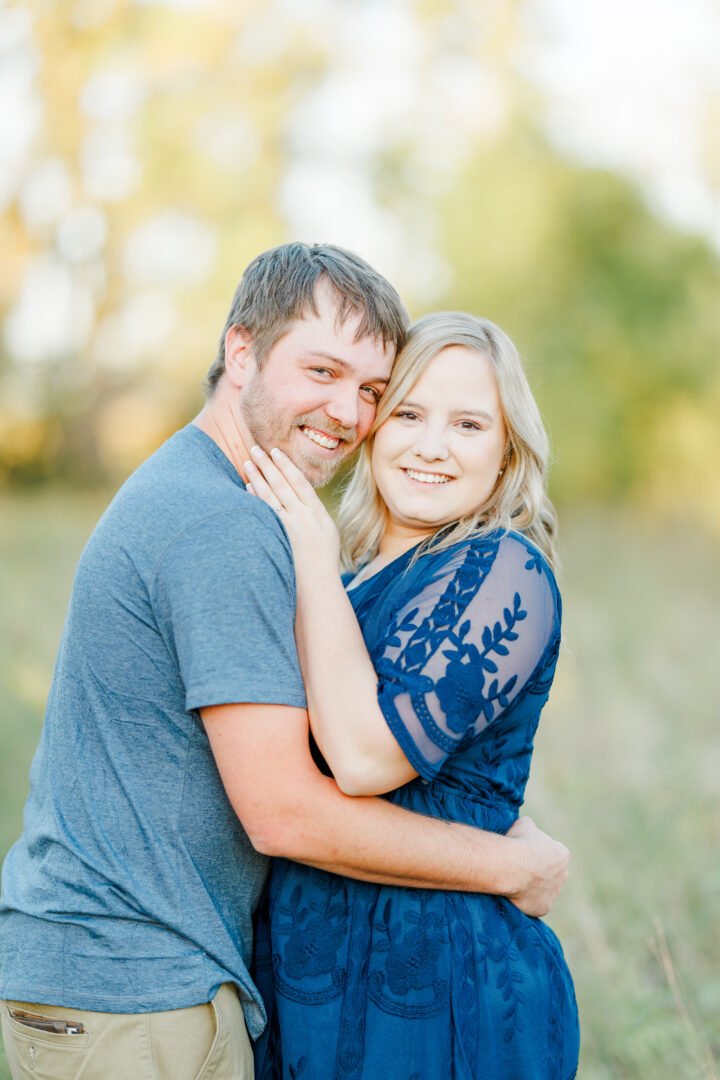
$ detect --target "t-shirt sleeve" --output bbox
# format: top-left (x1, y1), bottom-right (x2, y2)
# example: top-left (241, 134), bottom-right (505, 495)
top-left (151, 505), bottom-right (307, 712)
top-left (374, 537), bottom-right (559, 781)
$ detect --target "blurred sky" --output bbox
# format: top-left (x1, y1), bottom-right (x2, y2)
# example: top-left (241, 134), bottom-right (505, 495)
top-left (3, 0), bottom-right (719, 251)
top-left (237, 0), bottom-right (720, 282)
top-left (525, 0), bottom-right (720, 246)
top-left (280, 0), bottom-right (720, 264)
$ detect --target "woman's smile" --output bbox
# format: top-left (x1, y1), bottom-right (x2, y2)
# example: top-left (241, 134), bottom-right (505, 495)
top-left (402, 467), bottom-right (455, 485)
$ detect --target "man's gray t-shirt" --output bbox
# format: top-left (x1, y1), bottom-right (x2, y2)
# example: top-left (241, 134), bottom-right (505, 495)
top-left (0, 425), bottom-right (306, 1036)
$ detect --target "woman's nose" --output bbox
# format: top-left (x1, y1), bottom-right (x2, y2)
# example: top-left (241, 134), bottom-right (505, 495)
top-left (412, 430), bottom-right (450, 461)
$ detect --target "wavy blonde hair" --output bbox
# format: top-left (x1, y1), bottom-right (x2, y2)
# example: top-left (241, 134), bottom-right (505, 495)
top-left (337, 311), bottom-right (559, 571)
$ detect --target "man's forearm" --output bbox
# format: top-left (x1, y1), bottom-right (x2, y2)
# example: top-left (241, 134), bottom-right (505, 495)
top-left (272, 771), bottom-right (529, 895)
top-left (202, 703), bottom-right (527, 894)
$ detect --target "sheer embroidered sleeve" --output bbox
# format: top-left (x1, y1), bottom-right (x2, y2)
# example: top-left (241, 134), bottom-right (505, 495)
top-left (373, 535), bottom-right (560, 781)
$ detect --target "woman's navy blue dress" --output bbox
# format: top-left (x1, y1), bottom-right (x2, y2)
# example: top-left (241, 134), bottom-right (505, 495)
top-left (253, 531), bottom-right (579, 1079)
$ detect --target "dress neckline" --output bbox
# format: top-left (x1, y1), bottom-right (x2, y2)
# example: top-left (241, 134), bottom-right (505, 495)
top-left (345, 548), bottom-right (418, 600)
top-left (346, 543), bottom-right (421, 593)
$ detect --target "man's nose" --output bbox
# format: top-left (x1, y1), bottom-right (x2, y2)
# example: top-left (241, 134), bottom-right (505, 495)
top-left (325, 385), bottom-right (360, 430)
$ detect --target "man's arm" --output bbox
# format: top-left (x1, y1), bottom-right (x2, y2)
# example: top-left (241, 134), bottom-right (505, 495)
top-left (201, 703), bottom-right (568, 917)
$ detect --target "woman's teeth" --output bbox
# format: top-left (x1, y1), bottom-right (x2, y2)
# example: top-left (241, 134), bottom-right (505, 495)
top-left (301, 427), bottom-right (340, 450)
top-left (405, 469), bottom-right (452, 484)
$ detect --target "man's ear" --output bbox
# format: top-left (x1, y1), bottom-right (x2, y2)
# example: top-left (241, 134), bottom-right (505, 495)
top-left (224, 325), bottom-right (255, 389)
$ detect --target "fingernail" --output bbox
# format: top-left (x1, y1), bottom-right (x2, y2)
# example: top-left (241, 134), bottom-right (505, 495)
top-left (244, 460), bottom-right (254, 472)
top-left (250, 445), bottom-right (263, 457)
top-left (246, 482), bottom-right (254, 494)
top-left (270, 448), bottom-right (283, 460)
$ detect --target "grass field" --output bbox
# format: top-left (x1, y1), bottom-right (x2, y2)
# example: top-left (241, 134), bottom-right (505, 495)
top-left (0, 488), bottom-right (718, 1078)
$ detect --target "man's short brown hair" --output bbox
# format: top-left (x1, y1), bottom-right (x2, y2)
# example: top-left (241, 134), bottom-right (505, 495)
top-left (205, 242), bottom-right (409, 394)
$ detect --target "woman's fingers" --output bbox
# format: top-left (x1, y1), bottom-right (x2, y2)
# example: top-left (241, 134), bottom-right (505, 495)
top-left (243, 458), bottom-right (284, 511)
top-left (246, 445), bottom-right (340, 562)
top-left (248, 445), bottom-right (320, 508)
top-left (266, 447), bottom-right (318, 506)
top-left (246, 445), bottom-right (300, 508)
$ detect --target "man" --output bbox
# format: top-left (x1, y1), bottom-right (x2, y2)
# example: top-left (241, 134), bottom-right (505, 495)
top-left (0, 243), bottom-right (568, 1080)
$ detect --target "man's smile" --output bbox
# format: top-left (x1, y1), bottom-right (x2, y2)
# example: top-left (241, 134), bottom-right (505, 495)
top-left (299, 426), bottom-right (342, 451)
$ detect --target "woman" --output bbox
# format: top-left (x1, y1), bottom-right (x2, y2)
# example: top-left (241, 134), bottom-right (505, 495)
top-left (245, 312), bottom-right (580, 1080)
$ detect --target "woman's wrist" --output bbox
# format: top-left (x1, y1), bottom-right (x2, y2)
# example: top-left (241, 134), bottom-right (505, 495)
top-left (295, 559), bottom-right (343, 597)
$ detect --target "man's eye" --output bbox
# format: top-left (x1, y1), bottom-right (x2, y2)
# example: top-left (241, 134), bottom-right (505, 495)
top-left (311, 367), bottom-right (333, 377)
top-left (360, 386), bottom-right (381, 403)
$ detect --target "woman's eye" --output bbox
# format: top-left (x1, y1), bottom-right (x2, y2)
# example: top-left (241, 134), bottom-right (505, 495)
top-left (394, 409), bottom-right (419, 421)
top-left (458, 419), bottom-right (482, 432)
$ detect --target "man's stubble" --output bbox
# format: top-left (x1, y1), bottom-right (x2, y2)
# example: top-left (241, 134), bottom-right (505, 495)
top-left (240, 368), bottom-right (357, 489)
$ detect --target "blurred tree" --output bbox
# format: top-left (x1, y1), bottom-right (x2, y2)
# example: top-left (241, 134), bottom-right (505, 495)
top-left (0, 0), bottom-right (327, 483)
top-left (431, 133), bottom-right (720, 521)
top-left (1, 0), bottom-right (718, 538)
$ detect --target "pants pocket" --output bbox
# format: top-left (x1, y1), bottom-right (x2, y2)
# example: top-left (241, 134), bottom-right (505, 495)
top-left (1, 1003), bottom-right (90, 1080)
top-left (196, 984), bottom-right (254, 1080)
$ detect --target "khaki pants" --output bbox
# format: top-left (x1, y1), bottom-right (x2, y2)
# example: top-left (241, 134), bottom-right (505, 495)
top-left (0, 983), bottom-right (253, 1080)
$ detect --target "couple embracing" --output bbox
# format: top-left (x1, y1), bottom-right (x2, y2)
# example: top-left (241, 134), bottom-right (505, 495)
top-left (0, 242), bottom-right (579, 1079)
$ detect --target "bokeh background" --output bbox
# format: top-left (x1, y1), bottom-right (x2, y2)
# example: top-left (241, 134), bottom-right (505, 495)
top-left (1, 0), bottom-right (719, 1076)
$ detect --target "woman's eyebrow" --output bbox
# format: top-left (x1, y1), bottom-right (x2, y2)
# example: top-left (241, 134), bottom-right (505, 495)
top-left (400, 400), bottom-right (495, 423)
top-left (459, 409), bottom-right (495, 423)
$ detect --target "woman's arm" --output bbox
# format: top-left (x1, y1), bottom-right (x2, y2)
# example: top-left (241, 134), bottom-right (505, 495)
top-left (295, 558), bottom-right (419, 795)
top-left (245, 445), bottom-right (416, 794)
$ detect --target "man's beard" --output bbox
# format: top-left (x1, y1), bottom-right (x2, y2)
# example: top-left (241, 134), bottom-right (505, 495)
top-left (240, 371), bottom-right (357, 488)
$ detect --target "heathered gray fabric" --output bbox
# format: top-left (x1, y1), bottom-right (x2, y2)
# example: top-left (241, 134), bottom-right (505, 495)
top-left (0, 425), bottom-right (306, 1036)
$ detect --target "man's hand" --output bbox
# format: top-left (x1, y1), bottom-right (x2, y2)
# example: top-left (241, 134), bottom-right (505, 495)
top-left (504, 816), bottom-right (570, 918)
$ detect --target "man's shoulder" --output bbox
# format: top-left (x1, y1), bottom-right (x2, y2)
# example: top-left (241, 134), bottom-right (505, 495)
top-left (125, 425), bottom-right (242, 510)
top-left (98, 427), bottom-right (256, 539)
top-left (79, 427), bottom-right (290, 590)
top-left (151, 499), bottom-right (293, 582)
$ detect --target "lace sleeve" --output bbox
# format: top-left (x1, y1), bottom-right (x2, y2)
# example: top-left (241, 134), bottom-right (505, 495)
top-left (374, 536), bottom-right (559, 781)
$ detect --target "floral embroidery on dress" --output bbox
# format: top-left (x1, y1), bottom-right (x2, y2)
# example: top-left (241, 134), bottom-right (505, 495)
top-left (270, 876), bottom-right (348, 1003)
top-left (365, 894), bottom-right (450, 1018)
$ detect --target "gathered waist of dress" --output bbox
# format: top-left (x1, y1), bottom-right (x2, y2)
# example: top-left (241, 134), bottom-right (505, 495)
top-left (386, 777), bottom-right (518, 834)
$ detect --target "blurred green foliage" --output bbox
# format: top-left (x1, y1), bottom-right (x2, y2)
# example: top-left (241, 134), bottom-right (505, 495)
top-left (433, 135), bottom-right (720, 516)
top-left (1, 1), bottom-right (718, 539)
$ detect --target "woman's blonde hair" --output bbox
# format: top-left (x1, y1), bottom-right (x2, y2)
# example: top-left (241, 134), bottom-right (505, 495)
top-left (337, 311), bottom-right (559, 571)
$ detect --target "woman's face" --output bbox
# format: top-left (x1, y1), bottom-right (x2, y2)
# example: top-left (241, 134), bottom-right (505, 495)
top-left (371, 345), bottom-right (507, 546)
